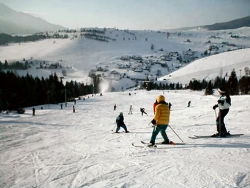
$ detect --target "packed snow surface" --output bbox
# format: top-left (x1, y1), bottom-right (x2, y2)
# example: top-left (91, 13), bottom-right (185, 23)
top-left (1, 90), bottom-right (250, 188)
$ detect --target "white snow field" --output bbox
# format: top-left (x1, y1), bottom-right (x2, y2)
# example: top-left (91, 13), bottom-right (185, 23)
top-left (1, 89), bottom-right (250, 188)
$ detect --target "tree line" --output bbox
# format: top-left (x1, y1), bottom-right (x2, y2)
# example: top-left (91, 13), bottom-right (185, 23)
top-left (0, 32), bottom-right (69, 46)
top-left (0, 33), bottom-right (47, 45)
top-left (0, 71), bottom-right (99, 112)
top-left (145, 69), bottom-right (250, 95)
top-left (0, 60), bottom-right (30, 70)
top-left (190, 69), bottom-right (250, 95)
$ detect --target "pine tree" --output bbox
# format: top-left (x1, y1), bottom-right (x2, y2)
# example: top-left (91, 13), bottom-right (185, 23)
top-left (227, 69), bottom-right (239, 95)
top-left (205, 81), bottom-right (214, 95)
top-left (239, 76), bottom-right (250, 94)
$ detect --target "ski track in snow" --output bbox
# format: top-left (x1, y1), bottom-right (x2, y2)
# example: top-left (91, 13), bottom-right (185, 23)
top-left (1, 90), bottom-right (250, 187)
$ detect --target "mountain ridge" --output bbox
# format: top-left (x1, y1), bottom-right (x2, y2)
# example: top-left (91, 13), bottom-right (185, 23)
top-left (167, 16), bottom-right (250, 31)
top-left (0, 3), bottom-right (66, 34)
top-left (203, 16), bottom-right (250, 30)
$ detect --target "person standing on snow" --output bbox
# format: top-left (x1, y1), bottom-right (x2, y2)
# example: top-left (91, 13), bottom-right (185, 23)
top-left (168, 102), bottom-right (172, 110)
top-left (128, 105), bottom-right (133, 114)
top-left (212, 87), bottom-right (231, 137)
top-left (148, 95), bottom-right (173, 146)
top-left (115, 112), bottom-right (129, 133)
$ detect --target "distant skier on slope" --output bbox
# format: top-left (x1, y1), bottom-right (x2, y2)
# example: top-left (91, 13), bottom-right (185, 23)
top-left (148, 95), bottom-right (174, 146)
top-left (168, 102), bottom-right (172, 110)
top-left (32, 107), bottom-right (35, 116)
top-left (128, 105), bottom-right (133, 114)
top-left (140, 108), bottom-right (148, 116)
top-left (115, 112), bottom-right (129, 133)
top-left (211, 87), bottom-right (231, 137)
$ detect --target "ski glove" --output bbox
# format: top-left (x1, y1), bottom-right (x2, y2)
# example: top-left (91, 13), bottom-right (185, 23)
top-left (213, 105), bottom-right (218, 110)
top-left (151, 119), bottom-right (156, 125)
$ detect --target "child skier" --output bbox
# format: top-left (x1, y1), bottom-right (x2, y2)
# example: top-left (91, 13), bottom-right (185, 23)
top-left (115, 112), bottom-right (129, 133)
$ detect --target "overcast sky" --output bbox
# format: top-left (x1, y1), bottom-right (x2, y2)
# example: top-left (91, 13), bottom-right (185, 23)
top-left (1, 0), bottom-right (250, 30)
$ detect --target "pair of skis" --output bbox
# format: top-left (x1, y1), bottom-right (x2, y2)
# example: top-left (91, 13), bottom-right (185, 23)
top-left (132, 134), bottom-right (244, 148)
top-left (132, 141), bottom-right (185, 148)
top-left (188, 133), bottom-right (244, 139)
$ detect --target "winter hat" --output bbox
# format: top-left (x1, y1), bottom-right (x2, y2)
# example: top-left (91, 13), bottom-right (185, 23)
top-left (218, 87), bottom-right (226, 93)
top-left (157, 95), bottom-right (165, 103)
top-left (120, 112), bottom-right (123, 115)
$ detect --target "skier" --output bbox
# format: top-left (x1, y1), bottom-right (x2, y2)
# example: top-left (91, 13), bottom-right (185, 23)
top-left (153, 100), bottom-right (158, 114)
top-left (187, 101), bottom-right (191, 107)
top-left (73, 105), bottom-right (75, 113)
top-left (212, 87), bottom-right (231, 137)
top-left (128, 105), bottom-right (133, 114)
top-left (114, 104), bottom-right (116, 110)
top-left (148, 95), bottom-right (173, 146)
top-left (115, 112), bottom-right (129, 133)
top-left (168, 102), bottom-right (172, 110)
top-left (32, 107), bottom-right (35, 116)
top-left (140, 108), bottom-right (148, 116)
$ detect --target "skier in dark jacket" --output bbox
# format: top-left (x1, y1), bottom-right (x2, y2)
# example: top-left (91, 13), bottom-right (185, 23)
top-left (32, 107), bottom-right (35, 116)
top-left (115, 112), bottom-right (129, 133)
top-left (212, 87), bottom-right (231, 137)
top-left (168, 102), bottom-right (172, 110)
top-left (140, 108), bottom-right (148, 116)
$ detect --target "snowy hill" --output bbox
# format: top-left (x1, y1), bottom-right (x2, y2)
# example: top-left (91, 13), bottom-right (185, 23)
top-left (0, 27), bottom-right (250, 90)
top-left (1, 89), bottom-right (250, 187)
top-left (159, 47), bottom-right (250, 84)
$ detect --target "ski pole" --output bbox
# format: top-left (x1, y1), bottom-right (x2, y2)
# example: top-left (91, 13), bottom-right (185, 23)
top-left (214, 109), bottom-right (217, 118)
top-left (169, 125), bottom-right (184, 143)
top-left (219, 111), bottom-right (222, 136)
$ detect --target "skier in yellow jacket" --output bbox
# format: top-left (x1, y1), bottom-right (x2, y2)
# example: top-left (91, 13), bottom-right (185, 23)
top-left (148, 95), bottom-right (173, 146)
